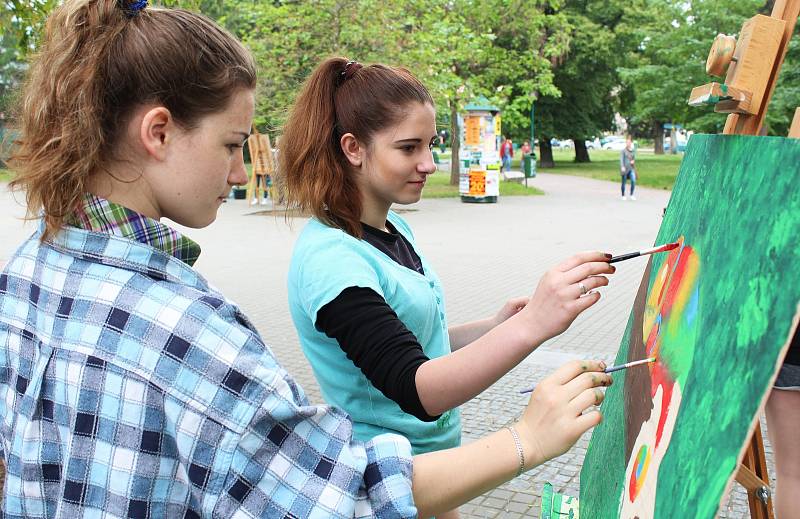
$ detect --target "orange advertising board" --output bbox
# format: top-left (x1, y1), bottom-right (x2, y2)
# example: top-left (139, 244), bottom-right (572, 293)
top-left (465, 116), bottom-right (481, 146)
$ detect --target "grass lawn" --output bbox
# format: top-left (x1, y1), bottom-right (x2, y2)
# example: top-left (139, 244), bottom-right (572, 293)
top-left (536, 149), bottom-right (683, 191)
top-left (422, 170), bottom-right (543, 198)
top-left (432, 147), bottom-right (682, 191)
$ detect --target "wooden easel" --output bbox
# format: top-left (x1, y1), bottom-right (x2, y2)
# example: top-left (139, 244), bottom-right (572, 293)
top-left (688, 1), bottom-right (800, 517)
top-left (246, 126), bottom-right (276, 205)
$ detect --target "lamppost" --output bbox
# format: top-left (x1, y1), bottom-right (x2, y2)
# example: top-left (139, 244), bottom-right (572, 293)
top-left (525, 101), bottom-right (536, 178)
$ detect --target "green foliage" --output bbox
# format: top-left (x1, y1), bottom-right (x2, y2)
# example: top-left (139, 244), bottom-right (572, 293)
top-left (230, 0), bottom-right (571, 141)
top-left (618, 0), bottom-right (765, 134)
top-left (6, 0), bottom-right (798, 158)
top-left (532, 0), bottom-right (630, 144)
top-left (2, 0), bottom-right (60, 54)
top-left (471, 0), bottom-right (570, 139)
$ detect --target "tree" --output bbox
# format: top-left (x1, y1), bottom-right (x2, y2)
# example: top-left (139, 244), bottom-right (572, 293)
top-left (3, 0), bottom-right (579, 181)
top-left (618, 0), bottom-right (764, 152)
top-left (533, 0), bottom-right (631, 165)
top-left (399, 0), bottom-right (570, 184)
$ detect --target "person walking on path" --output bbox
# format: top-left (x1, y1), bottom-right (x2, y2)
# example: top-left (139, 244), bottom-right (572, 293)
top-left (281, 57), bottom-right (615, 519)
top-left (500, 137), bottom-right (514, 173)
top-left (620, 136), bottom-right (637, 200)
top-left (0, 7), bottom-right (612, 517)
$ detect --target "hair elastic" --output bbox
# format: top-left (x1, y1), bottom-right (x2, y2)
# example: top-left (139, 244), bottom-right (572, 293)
top-left (119, 0), bottom-right (147, 17)
top-left (338, 60), bottom-right (363, 85)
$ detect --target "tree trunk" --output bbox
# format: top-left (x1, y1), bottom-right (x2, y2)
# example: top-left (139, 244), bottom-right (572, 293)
top-left (572, 138), bottom-right (590, 162)
top-left (539, 137), bottom-right (554, 168)
top-left (669, 126), bottom-right (677, 155)
top-left (653, 121), bottom-right (665, 155)
top-left (449, 98), bottom-right (460, 186)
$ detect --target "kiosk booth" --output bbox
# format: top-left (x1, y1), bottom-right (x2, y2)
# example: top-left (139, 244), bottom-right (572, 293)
top-left (459, 98), bottom-right (501, 203)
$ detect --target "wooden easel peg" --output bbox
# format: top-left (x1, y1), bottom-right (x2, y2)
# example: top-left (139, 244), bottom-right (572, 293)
top-left (688, 83), bottom-right (752, 113)
top-left (706, 33), bottom-right (737, 76)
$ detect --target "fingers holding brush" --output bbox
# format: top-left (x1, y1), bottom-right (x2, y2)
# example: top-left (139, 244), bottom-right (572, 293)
top-left (515, 360), bottom-right (609, 462)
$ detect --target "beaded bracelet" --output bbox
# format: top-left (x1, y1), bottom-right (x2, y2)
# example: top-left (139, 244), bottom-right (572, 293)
top-left (505, 425), bottom-right (525, 477)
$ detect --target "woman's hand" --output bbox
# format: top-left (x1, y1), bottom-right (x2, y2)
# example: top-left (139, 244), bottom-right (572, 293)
top-left (515, 359), bottom-right (612, 468)
top-left (491, 296), bottom-right (530, 328)
top-left (520, 251), bottom-right (615, 342)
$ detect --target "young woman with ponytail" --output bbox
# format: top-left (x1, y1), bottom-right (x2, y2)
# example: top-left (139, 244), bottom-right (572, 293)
top-left (1, 3), bottom-right (611, 516)
top-left (283, 57), bottom-right (616, 518)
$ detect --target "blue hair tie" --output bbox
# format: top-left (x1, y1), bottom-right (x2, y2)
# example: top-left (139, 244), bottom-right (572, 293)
top-left (119, 0), bottom-right (147, 16)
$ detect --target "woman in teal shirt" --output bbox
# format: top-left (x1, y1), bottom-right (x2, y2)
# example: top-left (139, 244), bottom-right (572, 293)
top-left (282, 58), bottom-right (615, 518)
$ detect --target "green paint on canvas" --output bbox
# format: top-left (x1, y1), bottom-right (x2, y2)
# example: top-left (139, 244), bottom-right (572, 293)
top-left (580, 135), bottom-right (800, 518)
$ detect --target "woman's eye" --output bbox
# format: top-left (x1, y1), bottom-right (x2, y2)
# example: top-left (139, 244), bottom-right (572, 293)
top-left (401, 145), bottom-right (415, 152)
top-left (227, 144), bottom-right (243, 152)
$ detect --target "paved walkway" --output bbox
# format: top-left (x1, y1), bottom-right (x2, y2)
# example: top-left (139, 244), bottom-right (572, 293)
top-left (0, 174), bottom-right (768, 517)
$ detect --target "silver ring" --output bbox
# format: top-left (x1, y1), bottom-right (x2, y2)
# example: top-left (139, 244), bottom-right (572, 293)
top-left (578, 282), bottom-right (588, 296)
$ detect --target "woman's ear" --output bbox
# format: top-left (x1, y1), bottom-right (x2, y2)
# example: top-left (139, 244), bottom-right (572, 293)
top-left (139, 106), bottom-right (174, 161)
top-left (340, 133), bottom-right (364, 167)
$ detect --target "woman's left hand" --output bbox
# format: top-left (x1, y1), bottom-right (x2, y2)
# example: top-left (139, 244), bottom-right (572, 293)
top-left (492, 296), bottom-right (530, 328)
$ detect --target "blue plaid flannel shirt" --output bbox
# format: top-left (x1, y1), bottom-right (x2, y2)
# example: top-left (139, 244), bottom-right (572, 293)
top-left (0, 196), bottom-right (416, 518)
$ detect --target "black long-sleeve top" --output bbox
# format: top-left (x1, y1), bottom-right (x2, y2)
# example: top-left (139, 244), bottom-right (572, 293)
top-left (315, 221), bottom-right (440, 422)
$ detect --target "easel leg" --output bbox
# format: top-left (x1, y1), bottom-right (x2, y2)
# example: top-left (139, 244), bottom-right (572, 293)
top-left (736, 423), bottom-right (775, 519)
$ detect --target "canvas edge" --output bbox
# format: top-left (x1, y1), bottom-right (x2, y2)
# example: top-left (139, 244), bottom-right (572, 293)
top-left (716, 301), bottom-right (800, 515)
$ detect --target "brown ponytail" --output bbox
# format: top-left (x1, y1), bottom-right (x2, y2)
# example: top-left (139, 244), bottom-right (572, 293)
top-left (9, 0), bottom-right (256, 241)
top-left (279, 57), bottom-right (433, 238)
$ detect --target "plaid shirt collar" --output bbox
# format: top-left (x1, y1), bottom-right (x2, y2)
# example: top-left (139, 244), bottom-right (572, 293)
top-left (67, 193), bottom-right (201, 266)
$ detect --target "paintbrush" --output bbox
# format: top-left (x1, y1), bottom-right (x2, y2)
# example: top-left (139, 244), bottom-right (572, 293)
top-left (603, 356), bottom-right (657, 373)
top-left (518, 357), bottom-right (657, 394)
top-left (608, 242), bottom-right (679, 264)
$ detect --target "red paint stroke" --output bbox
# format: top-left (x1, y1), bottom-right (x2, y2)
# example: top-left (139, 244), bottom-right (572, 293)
top-left (659, 246), bottom-right (695, 318)
top-left (650, 363), bottom-right (674, 449)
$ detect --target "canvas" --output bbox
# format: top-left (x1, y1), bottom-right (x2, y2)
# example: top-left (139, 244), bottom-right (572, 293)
top-left (580, 134), bottom-right (800, 518)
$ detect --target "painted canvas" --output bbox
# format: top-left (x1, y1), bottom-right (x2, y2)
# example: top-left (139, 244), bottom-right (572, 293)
top-left (580, 134), bottom-right (800, 518)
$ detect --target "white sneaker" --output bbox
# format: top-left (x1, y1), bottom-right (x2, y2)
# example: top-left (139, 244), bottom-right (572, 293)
top-left (630, 195), bottom-right (637, 201)
top-left (251, 197), bottom-right (258, 204)
top-left (621, 196), bottom-right (627, 201)
top-left (260, 197), bottom-right (269, 205)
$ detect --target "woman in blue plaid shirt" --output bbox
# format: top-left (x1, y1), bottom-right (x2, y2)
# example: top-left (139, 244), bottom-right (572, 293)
top-left (0, 1), bottom-right (611, 517)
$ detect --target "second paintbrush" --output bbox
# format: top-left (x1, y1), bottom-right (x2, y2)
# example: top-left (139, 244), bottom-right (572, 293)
top-left (518, 357), bottom-right (656, 394)
top-left (603, 356), bottom-right (656, 373)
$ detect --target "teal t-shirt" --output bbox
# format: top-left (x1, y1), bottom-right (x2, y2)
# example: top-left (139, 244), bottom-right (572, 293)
top-left (287, 211), bottom-right (461, 455)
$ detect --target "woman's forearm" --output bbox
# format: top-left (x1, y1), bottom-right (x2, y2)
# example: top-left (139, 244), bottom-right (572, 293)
top-left (411, 427), bottom-right (541, 518)
top-left (416, 312), bottom-right (547, 416)
top-left (412, 359), bottom-right (611, 518)
top-left (448, 318), bottom-right (496, 350)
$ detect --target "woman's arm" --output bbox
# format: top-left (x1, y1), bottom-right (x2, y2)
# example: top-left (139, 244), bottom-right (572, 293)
top-left (316, 252), bottom-right (613, 419)
top-left (448, 296), bottom-right (529, 351)
top-left (412, 360), bottom-right (611, 518)
top-left (416, 251), bottom-right (614, 416)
